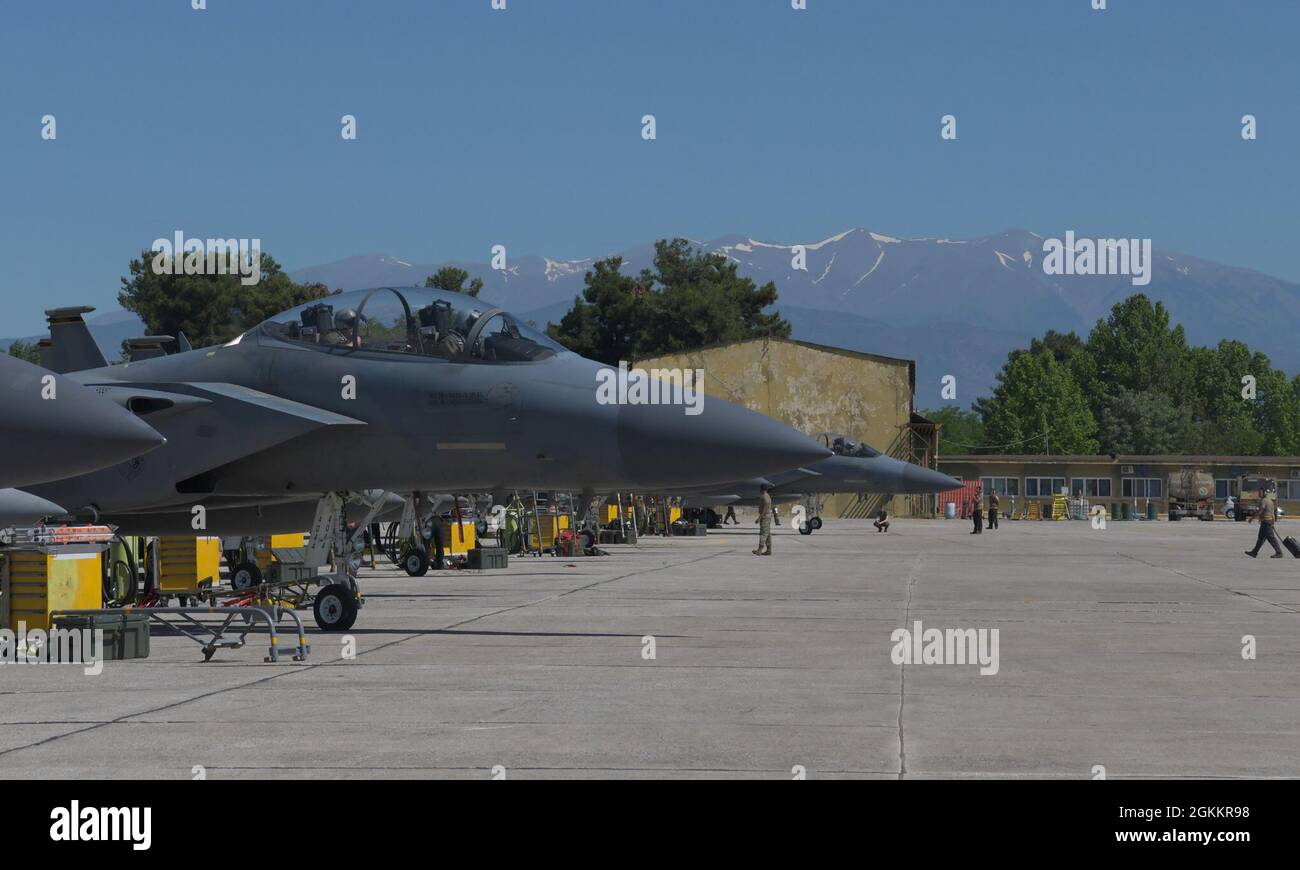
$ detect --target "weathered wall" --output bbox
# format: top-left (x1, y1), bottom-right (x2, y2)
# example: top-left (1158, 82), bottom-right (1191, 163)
top-left (638, 338), bottom-right (915, 516)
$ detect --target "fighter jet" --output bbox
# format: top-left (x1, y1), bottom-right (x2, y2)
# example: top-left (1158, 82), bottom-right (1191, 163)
top-left (0, 352), bottom-right (165, 526)
top-left (29, 288), bottom-right (829, 531)
top-left (672, 437), bottom-right (959, 532)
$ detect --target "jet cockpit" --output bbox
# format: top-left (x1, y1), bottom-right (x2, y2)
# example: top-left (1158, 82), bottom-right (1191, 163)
top-left (259, 287), bottom-right (566, 363)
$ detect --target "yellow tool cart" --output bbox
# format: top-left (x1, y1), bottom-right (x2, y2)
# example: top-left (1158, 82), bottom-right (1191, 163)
top-left (527, 513), bottom-right (570, 550)
top-left (441, 519), bottom-right (477, 555)
top-left (156, 535), bottom-right (222, 592)
top-left (1, 527), bottom-right (110, 632)
top-left (254, 533), bottom-right (307, 573)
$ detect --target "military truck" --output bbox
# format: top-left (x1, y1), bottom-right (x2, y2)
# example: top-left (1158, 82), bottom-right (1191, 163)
top-left (1226, 476), bottom-right (1280, 521)
top-left (1167, 468), bottom-right (1214, 521)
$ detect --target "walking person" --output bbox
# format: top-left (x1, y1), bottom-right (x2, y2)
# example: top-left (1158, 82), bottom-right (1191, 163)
top-left (1245, 484), bottom-right (1284, 558)
top-left (970, 485), bottom-right (983, 535)
top-left (723, 505), bottom-right (738, 525)
top-left (987, 491), bottom-right (1000, 530)
top-left (753, 484), bottom-right (773, 555)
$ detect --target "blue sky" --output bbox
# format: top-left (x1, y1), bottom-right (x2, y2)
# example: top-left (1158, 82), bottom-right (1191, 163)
top-left (0, 0), bottom-right (1296, 334)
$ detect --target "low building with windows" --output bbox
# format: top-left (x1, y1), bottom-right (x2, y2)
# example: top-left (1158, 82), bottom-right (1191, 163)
top-left (935, 455), bottom-right (1300, 517)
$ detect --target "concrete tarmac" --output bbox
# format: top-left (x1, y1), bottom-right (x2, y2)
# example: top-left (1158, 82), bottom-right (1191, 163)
top-left (1, 516), bottom-right (1297, 779)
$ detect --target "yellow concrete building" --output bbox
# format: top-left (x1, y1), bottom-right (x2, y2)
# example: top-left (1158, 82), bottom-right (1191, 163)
top-left (637, 337), bottom-right (926, 516)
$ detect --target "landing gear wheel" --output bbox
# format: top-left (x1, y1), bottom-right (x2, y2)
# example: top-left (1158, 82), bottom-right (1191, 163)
top-left (798, 522), bottom-right (813, 535)
top-left (231, 561), bottom-right (263, 591)
top-left (403, 548), bottom-right (430, 577)
top-left (810, 516), bottom-right (823, 530)
top-left (314, 584), bottom-right (358, 632)
top-left (578, 528), bottom-right (596, 553)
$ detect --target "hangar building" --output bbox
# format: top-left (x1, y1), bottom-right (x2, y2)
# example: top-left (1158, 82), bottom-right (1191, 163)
top-left (637, 336), bottom-right (938, 517)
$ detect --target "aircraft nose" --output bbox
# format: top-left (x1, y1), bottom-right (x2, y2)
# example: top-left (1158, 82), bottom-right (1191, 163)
top-left (616, 399), bottom-right (830, 489)
top-left (0, 365), bottom-right (167, 487)
top-left (33, 394), bottom-right (166, 482)
top-left (896, 462), bottom-right (962, 494)
top-left (69, 399), bottom-right (168, 463)
top-left (0, 488), bottom-right (67, 526)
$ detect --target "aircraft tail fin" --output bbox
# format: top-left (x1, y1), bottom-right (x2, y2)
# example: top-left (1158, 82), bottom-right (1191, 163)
top-left (125, 335), bottom-right (175, 362)
top-left (176, 331), bottom-right (192, 352)
top-left (43, 306), bottom-right (108, 373)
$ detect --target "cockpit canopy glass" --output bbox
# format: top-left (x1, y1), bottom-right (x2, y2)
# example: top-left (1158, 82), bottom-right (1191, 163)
top-left (257, 287), bottom-right (565, 362)
top-left (826, 436), bottom-right (881, 458)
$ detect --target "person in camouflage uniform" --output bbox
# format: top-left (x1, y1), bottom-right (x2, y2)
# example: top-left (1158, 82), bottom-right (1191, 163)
top-left (1246, 484), bottom-right (1284, 558)
top-left (753, 484), bottom-right (773, 555)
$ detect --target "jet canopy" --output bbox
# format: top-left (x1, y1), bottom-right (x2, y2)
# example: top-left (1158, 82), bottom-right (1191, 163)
top-left (257, 287), bottom-right (566, 362)
top-left (820, 434), bottom-right (881, 458)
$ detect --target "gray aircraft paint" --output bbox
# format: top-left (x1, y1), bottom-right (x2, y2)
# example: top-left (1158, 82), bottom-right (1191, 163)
top-left (26, 288), bottom-right (829, 529)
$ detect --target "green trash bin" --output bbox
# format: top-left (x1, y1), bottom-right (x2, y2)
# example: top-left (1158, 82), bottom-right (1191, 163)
top-left (1147, 502), bottom-right (1158, 521)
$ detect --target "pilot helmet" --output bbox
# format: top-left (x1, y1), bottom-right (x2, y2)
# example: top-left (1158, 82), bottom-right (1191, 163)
top-left (457, 308), bottom-right (483, 333)
top-left (334, 308), bottom-right (359, 330)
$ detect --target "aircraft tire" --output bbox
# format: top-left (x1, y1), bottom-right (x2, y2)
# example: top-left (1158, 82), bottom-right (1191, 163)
top-left (403, 548), bottom-right (430, 577)
top-left (231, 561), bottom-right (263, 591)
top-left (798, 522), bottom-right (813, 535)
top-left (313, 584), bottom-right (358, 632)
top-left (810, 517), bottom-right (823, 530)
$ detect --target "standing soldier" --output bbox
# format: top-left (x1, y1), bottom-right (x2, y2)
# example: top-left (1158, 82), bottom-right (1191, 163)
top-left (753, 484), bottom-right (773, 556)
top-left (987, 491), bottom-right (1000, 530)
top-left (970, 485), bottom-right (984, 535)
top-left (1245, 483), bottom-right (1284, 558)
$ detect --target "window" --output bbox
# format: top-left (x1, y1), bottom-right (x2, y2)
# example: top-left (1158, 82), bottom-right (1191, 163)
top-left (1206, 478), bottom-right (1237, 499)
top-left (1122, 478), bottom-right (1164, 499)
top-left (1279, 481), bottom-right (1292, 500)
top-left (1026, 477), bottom-right (1065, 497)
top-left (1071, 477), bottom-right (1112, 498)
top-left (980, 477), bottom-right (1019, 497)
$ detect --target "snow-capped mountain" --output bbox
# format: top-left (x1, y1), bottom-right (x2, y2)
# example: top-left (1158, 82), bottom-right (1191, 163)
top-left (291, 228), bottom-right (1300, 408)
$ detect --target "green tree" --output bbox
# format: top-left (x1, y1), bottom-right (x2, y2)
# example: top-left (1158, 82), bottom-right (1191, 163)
top-left (547, 239), bottom-right (790, 363)
top-left (1085, 294), bottom-right (1192, 407)
top-left (6, 339), bottom-right (41, 365)
top-left (1251, 366), bottom-right (1300, 455)
top-left (924, 406), bottom-right (985, 452)
top-left (981, 350), bottom-right (1099, 454)
top-left (118, 250), bottom-right (331, 348)
top-left (1097, 388), bottom-right (1192, 454)
top-left (424, 266), bottom-right (483, 298)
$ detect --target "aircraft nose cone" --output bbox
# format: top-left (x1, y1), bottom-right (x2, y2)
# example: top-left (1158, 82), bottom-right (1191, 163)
top-left (0, 488), bottom-right (67, 526)
top-left (616, 399), bottom-right (830, 489)
top-left (0, 359), bottom-right (167, 488)
top-left (897, 462), bottom-right (962, 494)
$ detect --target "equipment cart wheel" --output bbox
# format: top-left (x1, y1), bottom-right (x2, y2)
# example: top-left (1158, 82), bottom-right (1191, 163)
top-left (403, 547), bottom-right (430, 577)
top-left (314, 583), bottom-right (358, 631)
top-left (231, 561), bottom-right (263, 591)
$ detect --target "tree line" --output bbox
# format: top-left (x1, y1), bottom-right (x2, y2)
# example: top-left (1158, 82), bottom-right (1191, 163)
top-left (925, 293), bottom-right (1300, 456)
